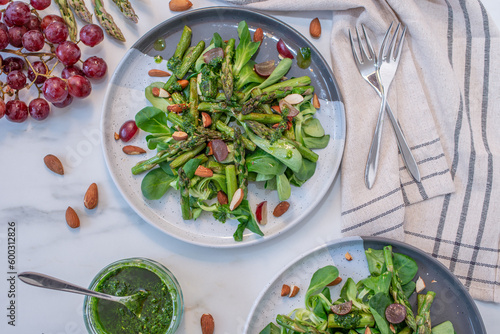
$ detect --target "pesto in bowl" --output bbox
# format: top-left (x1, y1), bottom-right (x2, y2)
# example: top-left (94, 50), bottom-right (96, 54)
top-left (83, 258), bottom-right (183, 334)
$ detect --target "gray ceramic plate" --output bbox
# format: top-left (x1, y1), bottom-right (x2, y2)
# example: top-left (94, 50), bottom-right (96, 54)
top-left (101, 7), bottom-right (346, 247)
top-left (244, 236), bottom-right (486, 333)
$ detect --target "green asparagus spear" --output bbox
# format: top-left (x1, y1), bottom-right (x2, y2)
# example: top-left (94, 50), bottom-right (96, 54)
top-left (92, 0), bottom-right (125, 42)
top-left (67, 0), bottom-right (93, 23)
top-left (111, 0), bottom-right (138, 23)
top-left (222, 38), bottom-right (235, 101)
top-left (384, 246), bottom-right (417, 332)
top-left (416, 291), bottom-right (436, 334)
top-left (174, 27), bottom-right (193, 59)
top-left (178, 168), bottom-right (192, 220)
top-left (225, 164), bottom-right (237, 203)
top-left (175, 40), bottom-right (205, 79)
top-left (233, 129), bottom-right (248, 195)
top-left (189, 77), bottom-right (199, 126)
top-left (215, 120), bottom-right (256, 151)
top-left (54, 0), bottom-right (78, 41)
top-left (169, 144), bottom-right (206, 169)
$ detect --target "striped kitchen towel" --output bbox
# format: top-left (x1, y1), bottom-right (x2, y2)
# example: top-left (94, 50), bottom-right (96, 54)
top-left (226, 0), bottom-right (500, 302)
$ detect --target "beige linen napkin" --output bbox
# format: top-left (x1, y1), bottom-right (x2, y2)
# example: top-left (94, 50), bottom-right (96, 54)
top-left (226, 0), bottom-right (500, 302)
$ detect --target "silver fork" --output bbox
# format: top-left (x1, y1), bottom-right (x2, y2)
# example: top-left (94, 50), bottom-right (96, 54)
top-left (349, 23), bottom-right (420, 188)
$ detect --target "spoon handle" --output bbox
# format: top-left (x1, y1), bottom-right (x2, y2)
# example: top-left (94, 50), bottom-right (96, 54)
top-left (18, 271), bottom-right (119, 302)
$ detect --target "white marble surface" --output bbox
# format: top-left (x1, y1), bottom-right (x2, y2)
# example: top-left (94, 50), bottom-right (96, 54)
top-left (0, 0), bottom-right (498, 333)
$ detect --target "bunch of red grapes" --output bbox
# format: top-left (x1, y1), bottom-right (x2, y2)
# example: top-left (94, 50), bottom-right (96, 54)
top-left (0, 0), bottom-right (108, 123)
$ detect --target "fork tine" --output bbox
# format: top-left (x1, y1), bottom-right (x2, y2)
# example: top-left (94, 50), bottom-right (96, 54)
top-left (393, 25), bottom-right (407, 61)
top-left (387, 23), bottom-right (401, 60)
top-left (348, 30), bottom-right (362, 64)
top-left (361, 24), bottom-right (376, 61)
top-left (378, 22), bottom-right (394, 63)
top-left (355, 27), bottom-right (367, 62)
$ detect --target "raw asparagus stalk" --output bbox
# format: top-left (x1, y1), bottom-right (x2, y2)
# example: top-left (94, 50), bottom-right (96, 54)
top-left (92, 0), bottom-right (125, 42)
top-left (54, 0), bottom-right (78, 41)
top-left (384, 246), bottom-right (417, 332)
top-left (111, 0), bottom-right (138, 23)
top-left (67, 0), bottom-right (93, 23)
top-left (221, 38), bottom-right (235, 101)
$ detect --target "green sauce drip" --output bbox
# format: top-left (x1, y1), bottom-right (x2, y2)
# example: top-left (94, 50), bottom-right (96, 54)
top-left (154, 38), bottom-right (166, 51)
top-left (92, 267), bottom-right (173, 334)
top-left (154, 55), bottom-right (163, 64)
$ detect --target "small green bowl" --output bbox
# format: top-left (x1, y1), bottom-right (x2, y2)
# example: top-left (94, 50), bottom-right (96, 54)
top-left (83, 258), bottom-right (183, 334)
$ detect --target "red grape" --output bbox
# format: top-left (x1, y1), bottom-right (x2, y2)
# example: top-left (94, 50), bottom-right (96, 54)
top-left (119, 120), bottom-right (139, 142)
top-left (25, 14), bottom-right (41, 31)
top-left (0, 99), bottom-right (5, 119)
top-left (27, 61), bottom-right (48, 84)
top-left (55, 41), bottom-right (81, 66)
top-left (0, 22), bottom-right (8, 33)
top-left (5, 1), bottom-right (31, 26)
top-left (7, 70), bottom-right (27, 90)
top-left (52, 93), bottom-right (72, 108)
top-left (22, 29), bottom-right (45, 51)
top-left (30, 0), bottom-right (51, 11)
top-left (4, 15), bottom-right (14, 28)
top-left (61, 65), bottom-right (85, 79)
top-left (41, 15), bottom-right (65, 32)
top-left (9, 26), bottom-right (28, 47)
top-left (42, 77), bottom-right (68, 103)
top-left (0, 0), bottom-right (11, 5)
top-left (277, 38), bottom-right (294, 59)
top-left (79, 24), bottom-right (104, 47)
top-left (67, 75), bottom-right (92, 98)
top-left (3, 57), bottom-right (25, 73)
top-left (44, 21), bottom-right (68, 44)
top-left (5, 100), bottom-right (28, 122)
top-left (29, 98), bottom-right (50, 120)
top-left (82, 56), bottom-right (107, 79)
top-left (0, 29), bottom-right (9, 49)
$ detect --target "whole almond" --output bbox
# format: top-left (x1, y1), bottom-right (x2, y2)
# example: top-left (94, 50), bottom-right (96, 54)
top-left (167, 103), bottom-right (189, 113)
top-left (65, 206), bottom-right (80, 228)
top-left (310, 18), bottom-right (321, 38)
top-left (44, 154), bottom-right (64, 175)
top-left (123, 145), bottom-right (146, 155)
top-left (178, 79), bottom-right (189, 89)
top-left (194, 165), bottom-right (214, 178)
top-left (169, 0), bottom-right (192, 12)
top-left (217, 191), bottom-right (228, 205)
top-left (200, 313), bottom-right (214, 334)
top-left (172, 131), bottom-right (188, 141)
top-left (229, 188), bottom-right (244, 211)
top-left (313, 93), bottom-right (321, 108)
top-left (84, 183), bottom-right (98, 210)
top-left (114, 132), bottom-right (120, 140)
top-left (289, 285), bottom-right (300, 297)
top-left (148, 69), bottom-right (171, 77)
top-left (201, 112), bottom-right (212, 127)
top-left (345, 252), bottom-right (353, 261)
top-left (273, 201), bottom-right (290, 217)
top-left (327, 276), bottom-right (342, 286)
top-left (254, 27), bottom-right (263, 43)
top-left (281, 284), bottom-right (291, 297)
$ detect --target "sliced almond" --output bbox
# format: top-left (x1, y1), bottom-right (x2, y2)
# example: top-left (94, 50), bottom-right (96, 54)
top-left (207, 141), bottom-right (213, 155)
top-left (65, 206), bottom-right (80, 228)
top-left (327, 276), bottom-right (342, 286)
top-left (84, 183), bottom-right (98, 210)
top-left (122, 145), bottom-right (146, 155)
top-left (229, 188), bottom-right (244, 211)
top-left (284, 93), bottom-right (304, 105)
top-left (217, 191), bottom-right (228, 205)
top-left (44, 154), bottom-right (64, 175)
top-left (416, 276), bottom-right (426, 293)
top-left (254, 27), bottom-right (263, 43)
top-left (271, 105), bottom-right (281, 113)
top-left (114, 132), bottom-right (120, 140)
top-left (390, 324), bottom-right (396, 333)
top-left (194, 165), bottom-right (213, 178)
top-left (201, 112), bottom-right (212, 127)
top-left (273, 201), bottom-right (290, 217)
top-left (431, 279), bottom-right (437, 283)
top-left (200, 313), bottom-right (214, 334)
top-left (281, 284), bottom-right (291, 297)
top-left (345, 252), bottom-right (353, 261)
top-left (169, 0), bottom-right (192, 12)
top-left (178, 79), bottom-right (189, 89)
top-left (313, 93), bottom-right (320, 108)
top-left (167, 103), bottom-right (189, 113)
top-left (152, 87), bottom-right (170, 98)
top-left (148, 69), bottom-right (171, 77)
top-left (310, 17), bottom-right (321, 38)
top-left (289, 285), bottom-right (300, 297)
top-left (172, 131), bottom-right (188, 141)
top-left (364, 327), bottom-right (372, 334)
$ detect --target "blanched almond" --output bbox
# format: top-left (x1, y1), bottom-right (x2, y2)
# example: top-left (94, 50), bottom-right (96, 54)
top-left (281, 284), bottom-right (291, 297)
top-left (122, 145), bottom-right (146, 155)
top-left (194, 165), bottom-right (213, 178)
top-left (229, 188), bottom-right (244, 211)
top-left (416, 276), bottom-right (426, 293)
top-left (172, 131), bottom-right (188, 141)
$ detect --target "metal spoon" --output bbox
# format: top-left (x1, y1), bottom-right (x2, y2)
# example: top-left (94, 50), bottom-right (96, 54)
top-left (18, 271), bottom-right (149, 318)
